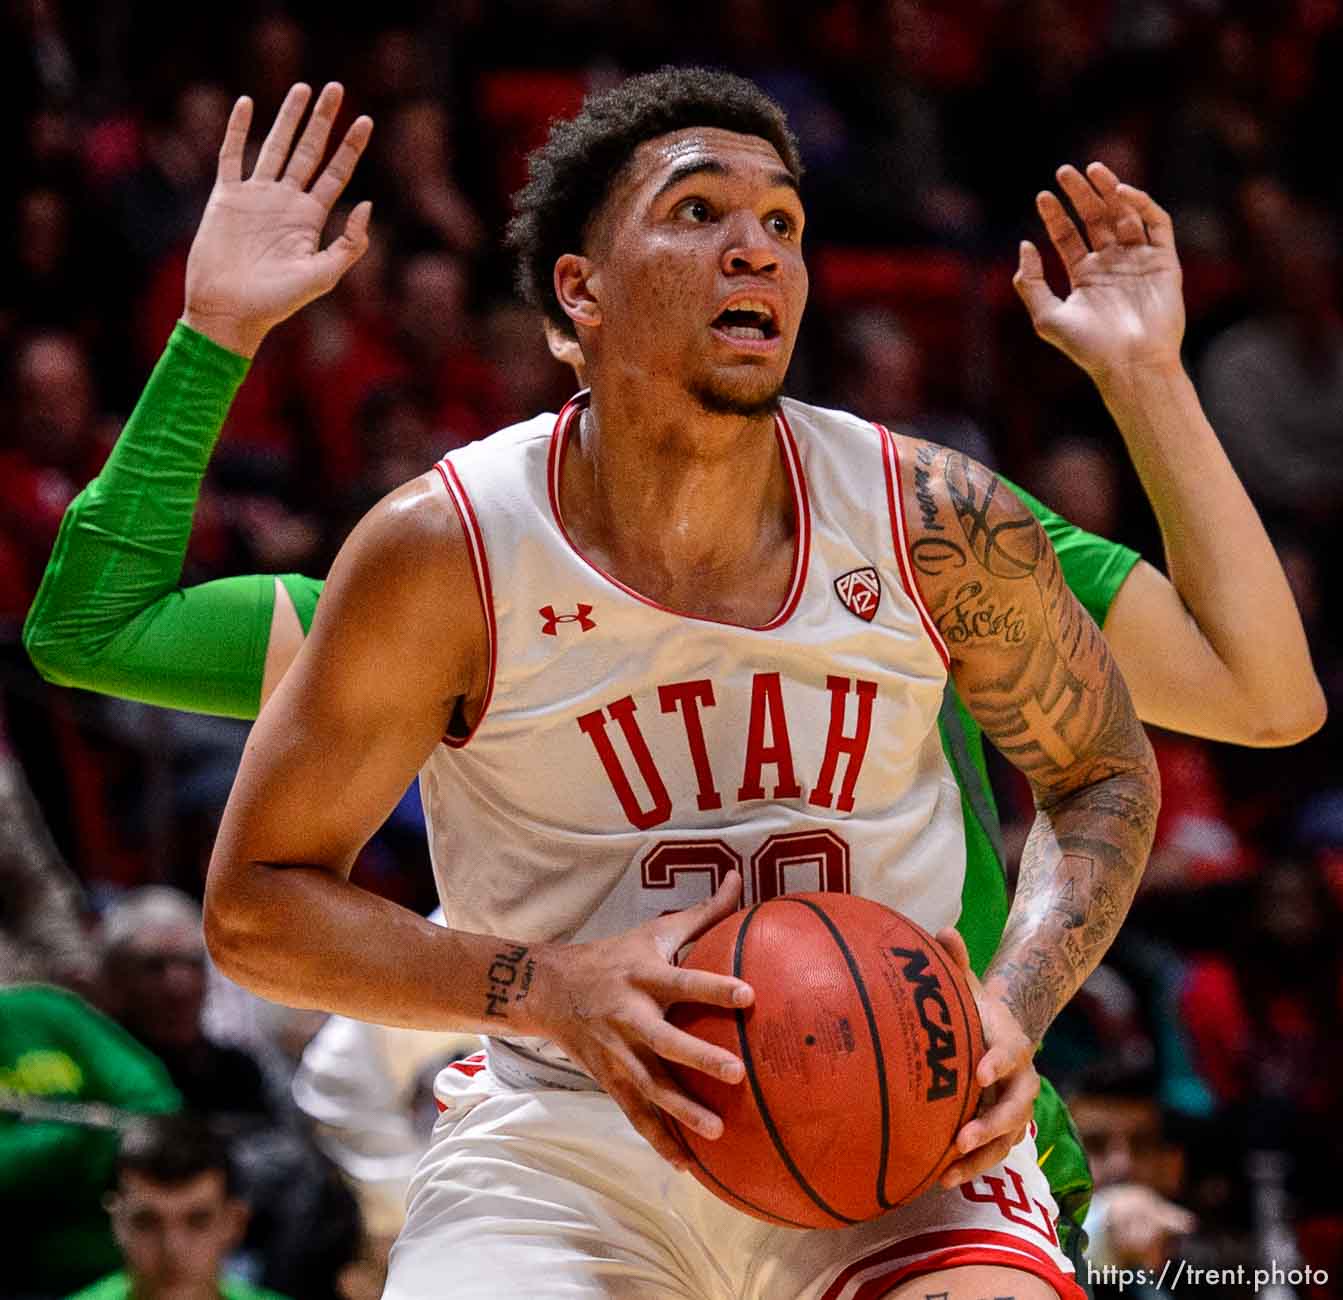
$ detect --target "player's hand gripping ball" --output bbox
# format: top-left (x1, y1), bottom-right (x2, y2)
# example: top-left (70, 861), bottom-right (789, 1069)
top-left (666, 893), bottom-right (984, 1228)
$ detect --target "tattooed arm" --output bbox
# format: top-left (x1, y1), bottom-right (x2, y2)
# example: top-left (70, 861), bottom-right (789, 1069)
top-left (900, 438), bottom-right (1160, 1184)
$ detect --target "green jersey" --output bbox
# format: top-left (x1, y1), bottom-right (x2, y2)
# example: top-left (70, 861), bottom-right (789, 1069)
top-left (1, 984), bottom-right (181, 1291)
top-left (67, 1270), bottom-right (293, 1300)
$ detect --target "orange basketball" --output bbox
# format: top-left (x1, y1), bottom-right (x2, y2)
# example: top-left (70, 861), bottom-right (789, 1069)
top-left (666, 892), bottom-right (984, 1229)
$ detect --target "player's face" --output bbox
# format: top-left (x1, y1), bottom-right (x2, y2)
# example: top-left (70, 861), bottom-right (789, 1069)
top-left (584, 127), bottom-right (807, 416)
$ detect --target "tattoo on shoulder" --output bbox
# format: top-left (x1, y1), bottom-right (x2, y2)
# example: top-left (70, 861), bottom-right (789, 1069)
top-left (935, 580), bottom-right (1028, 647)
top-left (945, 452), bottom-right (1043, 580)
top-left (484, 944), bottom-right (533, 1019)
top-left (914, 442), bottom-right (945, 534)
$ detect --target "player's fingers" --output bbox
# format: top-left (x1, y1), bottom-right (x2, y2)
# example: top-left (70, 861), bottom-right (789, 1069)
top-left (217, 96), bottom-right (253, 184)
top-left (650, 961), bottom-right (753, 1011)
top-left (605, 1073), bottom-right (692, 1170)
top-left (1036, 190), bottom-right (1089, 273)
top-left (1085, 163), bottom-right (1146, 246)
top-left (640, 1014), bottom-right (745, 1084)
top-left (656, 870), bottom-right (743, 953)
top-left (940, 1131), bottom-right (1016, 1189)
top-left (308, 114), bottom-right (374, 212)
top-left (1012, 240), bottom-right (1061, 325)
top-left (1116, 182), bottom-right (1177, 249)
top-left (960, 1066), bottom-right (1037, 1156)
top-left (623, 1049), bottom-right (724, 1142)
top-left (1056, 163), bottom-right (1115, 249)
top-left (310, 200), bottom-right (372, 288)
top-left (283, 81), bottom-right (344, 189)
top-left (976, 1030), bottom-right (1034, 1088)
top-left (933, 926), bottom-right (973, 977)
top-left (252, 83), bottom-right (312, 181)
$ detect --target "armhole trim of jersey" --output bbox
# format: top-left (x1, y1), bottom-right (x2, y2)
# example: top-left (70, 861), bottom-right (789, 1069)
top-left (433, 457), bottom-right (498, 748)
top-left (876, 423), bottom-right (950, 668)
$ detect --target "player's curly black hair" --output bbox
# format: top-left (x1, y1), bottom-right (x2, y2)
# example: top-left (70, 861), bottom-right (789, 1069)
top-left (506, 67), bottom-right (803, 336)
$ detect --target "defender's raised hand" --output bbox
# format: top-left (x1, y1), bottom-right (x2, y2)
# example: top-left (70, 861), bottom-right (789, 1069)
top-left (1014, 162), bottom-right (1184, 381)
top-left (183, 82), bottom-right (374, 358)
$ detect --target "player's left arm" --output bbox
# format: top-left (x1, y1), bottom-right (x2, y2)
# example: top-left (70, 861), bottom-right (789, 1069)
top-left (900, 441), bottom-right (1160, 1188)
top-left (1016, 163), bottom-right (1325, 746)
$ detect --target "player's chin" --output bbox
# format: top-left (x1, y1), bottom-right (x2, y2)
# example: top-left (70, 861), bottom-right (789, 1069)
top-left (688, 366), bottom-right (786, 419)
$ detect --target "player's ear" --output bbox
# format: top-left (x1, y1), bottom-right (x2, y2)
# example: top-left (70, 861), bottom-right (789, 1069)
top-left (554, 254), bottom-right (602, 332)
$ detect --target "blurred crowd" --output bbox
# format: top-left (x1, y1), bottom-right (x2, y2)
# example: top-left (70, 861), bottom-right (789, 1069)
top-left (2, 1), bottom-right (1343, 1296)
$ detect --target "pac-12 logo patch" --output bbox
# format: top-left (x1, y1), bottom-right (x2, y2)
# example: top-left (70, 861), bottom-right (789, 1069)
top-left (834, 567), bottom-right (881, 622)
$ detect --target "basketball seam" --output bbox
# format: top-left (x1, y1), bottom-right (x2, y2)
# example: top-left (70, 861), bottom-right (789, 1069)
top-left (784, 897), bottom-right (897, 1210)
top-left (668, 1119), bottom-right (817, 1230)
top-left (732, 903), bottom-right (859, 1226)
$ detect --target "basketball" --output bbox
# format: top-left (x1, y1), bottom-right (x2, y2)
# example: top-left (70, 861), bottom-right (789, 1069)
top-left (666, 893), bottom-right (985, 1229)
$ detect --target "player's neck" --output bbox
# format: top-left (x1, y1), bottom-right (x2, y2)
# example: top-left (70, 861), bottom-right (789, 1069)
top-left (565, 386), bottom-right (794, 602)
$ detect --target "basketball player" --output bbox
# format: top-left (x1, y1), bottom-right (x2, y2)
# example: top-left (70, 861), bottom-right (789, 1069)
top-left (20, 73), bottom-right (1316, 1300)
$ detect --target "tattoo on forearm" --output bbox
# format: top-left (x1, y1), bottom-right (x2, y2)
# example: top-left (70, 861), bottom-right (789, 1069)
top-left (907, 442), bottom-right (1159, 1043)
top-left (484, 944), bottom-right (532, 1019)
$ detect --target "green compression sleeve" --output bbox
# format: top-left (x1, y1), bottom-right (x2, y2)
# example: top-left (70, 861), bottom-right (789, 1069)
top-left (21, 324), bottom-right (316, 720)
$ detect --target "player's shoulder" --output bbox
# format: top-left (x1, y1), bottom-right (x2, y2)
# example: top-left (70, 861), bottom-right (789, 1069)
top-left (778, 394), bottom-right (885, 446)
top-left (446, 407), bottom-right (559, 468)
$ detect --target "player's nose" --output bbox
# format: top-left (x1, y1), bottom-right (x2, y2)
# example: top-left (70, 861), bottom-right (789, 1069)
top-left (721, 215), bottom-right (781, 278)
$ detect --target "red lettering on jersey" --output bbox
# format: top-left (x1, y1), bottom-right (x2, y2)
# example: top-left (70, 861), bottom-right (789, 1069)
top-left (808, 675), bottom-right (878, 813)
top-left (576, 696), bottom-right (673, 830)
top-left (658, 680), bottom-right (723, 811)
top-left (736, 671), bottom-right (803, 802)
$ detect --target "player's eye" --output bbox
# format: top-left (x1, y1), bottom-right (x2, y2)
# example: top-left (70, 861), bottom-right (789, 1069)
top-left (673, 198), bottom-right (713, 224)
top-left (766, 212), bottom-right (796, 239)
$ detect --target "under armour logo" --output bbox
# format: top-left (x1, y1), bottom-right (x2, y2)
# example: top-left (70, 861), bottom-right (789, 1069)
top-left (834, 567), bottom-right (881, 622)
top-left (539, 604), bottom-right (596, 635)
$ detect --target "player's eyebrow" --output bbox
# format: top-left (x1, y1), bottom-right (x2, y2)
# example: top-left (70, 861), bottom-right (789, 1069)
top-left (651, 158), bottom-right (799, 204)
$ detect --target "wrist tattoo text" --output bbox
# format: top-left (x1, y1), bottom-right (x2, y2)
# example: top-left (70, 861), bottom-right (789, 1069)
top-left (484, 944), bottom-right (531, 1019)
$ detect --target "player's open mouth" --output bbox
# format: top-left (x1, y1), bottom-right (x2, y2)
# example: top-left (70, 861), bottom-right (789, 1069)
top-left (710, 298), bottom-right (781, 344)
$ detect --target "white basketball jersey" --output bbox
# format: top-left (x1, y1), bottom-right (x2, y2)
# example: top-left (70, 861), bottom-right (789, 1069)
top-left (420, 393), bottom-right (965, 991)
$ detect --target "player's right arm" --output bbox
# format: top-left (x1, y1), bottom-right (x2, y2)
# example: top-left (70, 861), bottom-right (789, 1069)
top-left (204, 473), bottom-right (750, 1169)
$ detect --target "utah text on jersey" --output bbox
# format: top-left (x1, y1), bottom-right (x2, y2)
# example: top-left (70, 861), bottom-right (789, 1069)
top-left (422, 394), bottom-right (965, 974)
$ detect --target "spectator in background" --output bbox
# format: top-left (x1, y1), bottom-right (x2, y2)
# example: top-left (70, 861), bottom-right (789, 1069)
top-left (0, 982), bottom-right (179, 1295)
top-left (295, 218), bottom-right (409, 490)
top-left (108, 83), bottom-right (233, 281)
top-left (98, 887), bottom-right (362, 1299)
top-left (392, 250), bottom-right (506, 446)
top-left (832, 306), bottom-right (994, 462)
top-left (1031, 437), bottom-right (1121, 540)
top-left (69, 1113), bottom-right (291, 1300)
top-left (99, 887), bottom-right (275, 1127)
top-left (375, 98), bottom-right (484, 254)
top-left (1071, 1067), bottom-right (1196, 1295)
top-left (1198, 192), bottom-right (1343, 524)
top-left (0, 332), bottom-right (113, 609)
top-left (0, 732), bottom-right (95, 992)
top-left (1181, 858), bottom-right (1343, 1286)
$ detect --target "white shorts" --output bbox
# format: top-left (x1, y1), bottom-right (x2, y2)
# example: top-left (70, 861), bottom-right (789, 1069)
top-left (385, 1047), bottom-right (1085, 1300)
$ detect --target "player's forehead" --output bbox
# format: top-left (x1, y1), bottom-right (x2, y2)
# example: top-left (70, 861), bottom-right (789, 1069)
top-left (617, 126), bottom-right (798, 211)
